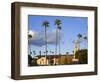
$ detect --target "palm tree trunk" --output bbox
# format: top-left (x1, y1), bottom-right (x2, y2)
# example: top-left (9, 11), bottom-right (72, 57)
top-left (55, 28), bottom-right (58, 56)
top-left (45, 27), bottom-right (47, 65)
top-left (29, 45), bottom-right (32, 56)
top-left (84, 40), bottom-right (87, 49)
top-left (58, 29), bottom-right (60, 55)
top-left (58, 29), bottom-right (61, 64)
top-left (59, 29), bottom-right (61, 63)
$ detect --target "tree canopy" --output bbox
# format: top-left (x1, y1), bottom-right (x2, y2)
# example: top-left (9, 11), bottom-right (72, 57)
top-left (75, 49), bottom-right (88, 64)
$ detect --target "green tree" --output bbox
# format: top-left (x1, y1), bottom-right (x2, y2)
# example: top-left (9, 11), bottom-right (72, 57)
top-left (75, 49), bottom-right (88, 64)
top-left (42, 20), bottom-right (49, 65)
top-left (28, 55), bottom-right (33, 66)
top-left (28, 55), bottom-right (38, 66)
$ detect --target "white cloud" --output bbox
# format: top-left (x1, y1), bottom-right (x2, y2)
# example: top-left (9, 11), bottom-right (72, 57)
top-left (28, 29), bottom-right (61, 47)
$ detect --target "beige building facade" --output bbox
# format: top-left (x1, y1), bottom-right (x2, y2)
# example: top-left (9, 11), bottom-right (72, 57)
top-left (36, 55), bottom-right (74, 65)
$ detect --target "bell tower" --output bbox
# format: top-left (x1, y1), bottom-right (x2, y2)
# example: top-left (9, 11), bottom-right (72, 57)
top-left (73, 39), bottom-right (79, 58)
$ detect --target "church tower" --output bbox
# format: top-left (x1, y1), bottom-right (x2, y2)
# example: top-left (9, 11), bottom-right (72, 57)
top-left (73, 39), bottom-right (79, 58)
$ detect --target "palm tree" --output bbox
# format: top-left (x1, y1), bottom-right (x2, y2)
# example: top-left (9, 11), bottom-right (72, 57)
top-left (28, 34), bottom-right (32, 39)
top-left (42, 20), bottom-right (49, 65)
top-left (30, 51), bottom-right (32, 55)
top-left (83, 36), bottom-right (87, 49)
top-left (46, 50), bottom-right (48, 55)
top-left (52, 51), bottom-right (54, 55)
top-left (44, 51), bottom-right (46, 55)
top-left (39, 51), bottom-right (41, 56)
top-left (66, 52), bottom-right (69, 55)
top-left (77, 33), bottom-right (82, 39)
top-left (33, 51), bottom-right (36, 56)
top-left (50, 51), bottom-right (52, 55)
top-left (55, 19), bottom-right (61, 55)
top-left (77, 33), bottom-right (82, 50)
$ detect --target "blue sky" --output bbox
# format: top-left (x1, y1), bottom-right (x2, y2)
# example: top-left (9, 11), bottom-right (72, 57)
top-left (28, 15), bottom-right (88, 56)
